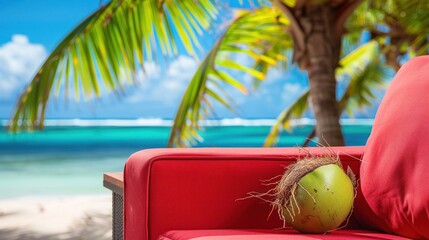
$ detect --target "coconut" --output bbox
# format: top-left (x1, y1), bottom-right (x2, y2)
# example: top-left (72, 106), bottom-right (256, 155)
top-left (273, 156), bottom-right (355, 233)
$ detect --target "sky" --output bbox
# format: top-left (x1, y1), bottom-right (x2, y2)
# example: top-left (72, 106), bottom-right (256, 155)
top-left (0, 1), bottom-right (383, 121)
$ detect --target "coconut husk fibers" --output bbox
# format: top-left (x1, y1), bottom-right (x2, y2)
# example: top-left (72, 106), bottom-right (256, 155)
top-left (273, 155), bottom-right (341, 224)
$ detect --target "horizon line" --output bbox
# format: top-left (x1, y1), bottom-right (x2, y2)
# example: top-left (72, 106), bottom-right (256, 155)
top-left (0, 117), bottom-right (374, 127)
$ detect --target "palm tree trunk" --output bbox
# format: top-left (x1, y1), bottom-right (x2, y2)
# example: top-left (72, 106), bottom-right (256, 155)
top-left (307, 52), bottom-right (344, 146)
top-left (297, 5), bottom-right (345, 146)
top-left (274, 0), bottom-right (362, 146)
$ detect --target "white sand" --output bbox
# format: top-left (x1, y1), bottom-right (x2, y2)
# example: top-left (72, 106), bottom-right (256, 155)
top-left (0, 195), bottom-right (112, 240)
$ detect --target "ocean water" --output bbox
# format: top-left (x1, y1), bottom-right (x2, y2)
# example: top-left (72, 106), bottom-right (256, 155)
top-left (0, 119), bottom-right (372, 198)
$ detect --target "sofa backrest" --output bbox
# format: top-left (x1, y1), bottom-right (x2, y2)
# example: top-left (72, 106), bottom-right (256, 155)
top-left (124, 147), bottom-right (364, 240)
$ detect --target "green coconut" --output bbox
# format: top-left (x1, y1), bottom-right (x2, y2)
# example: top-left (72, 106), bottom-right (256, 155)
top-left (273, 156), bottom-right (355, 233)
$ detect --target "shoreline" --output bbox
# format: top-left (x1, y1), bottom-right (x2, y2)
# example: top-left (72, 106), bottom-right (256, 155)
top-left (0, 194), bottom-right (112, 240)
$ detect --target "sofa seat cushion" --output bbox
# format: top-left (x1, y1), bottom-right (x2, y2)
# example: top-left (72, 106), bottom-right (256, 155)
top-left (159, 229), bottom-right (410, 240)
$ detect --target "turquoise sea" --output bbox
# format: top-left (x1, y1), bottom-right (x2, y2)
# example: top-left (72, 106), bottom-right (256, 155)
top-left (0, 119), bottom-right (372, 199)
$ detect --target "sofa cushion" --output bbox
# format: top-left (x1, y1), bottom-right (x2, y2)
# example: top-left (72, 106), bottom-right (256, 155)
top-left (360, 56), bottom-right (429, 239)
top-left (159, 229), bottom-right (410, 240)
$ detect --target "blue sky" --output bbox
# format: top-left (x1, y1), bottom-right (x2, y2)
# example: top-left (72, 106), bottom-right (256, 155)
top-left (0, 1), bottom-right (382, 120)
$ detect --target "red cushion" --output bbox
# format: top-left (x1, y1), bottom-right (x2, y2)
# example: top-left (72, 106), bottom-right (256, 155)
top-left (160, 229), bottom-right (410, 240)
top-left (360, 56), bottom-right (429, 239)
top-left (124, 147), bottom-right (364, 240)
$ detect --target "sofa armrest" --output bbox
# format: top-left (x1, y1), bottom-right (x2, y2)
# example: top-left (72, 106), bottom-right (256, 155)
top-left (124, 146), bottom-right (364, 240)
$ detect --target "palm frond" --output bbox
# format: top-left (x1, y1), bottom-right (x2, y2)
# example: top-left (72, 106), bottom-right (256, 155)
top-left (264, 90), bottom-right (309, 147)
top-left (338, 58), bottom-right (387, 115)
top-left (336, 40), bottom-right (379, 79)
top-left (168, 7), bottom-right (292, 147)
top-left (348, 0), bottom-right (429, 65)
top-left (340, 31), bottom-right (364, 59)
top-left (9, 0), bottom-right (217, 132)
top-left (345, 1), bottom-right (383, 32)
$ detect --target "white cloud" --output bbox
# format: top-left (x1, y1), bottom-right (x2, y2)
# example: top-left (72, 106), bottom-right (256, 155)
top-left (282, 83), bottom-right (304, 102)
top-left (266, 67), bottom-right (283, 81)
top-left (0, 35), bottom-right (47, 99)
top-left (166, 55), bottom-right (197, 80)
top-left (284, 83), bottom-right (301, 93)
top-left (135, 61), bottom-right (161, 82)
top-left (126, 55), bottom-right (198, 104)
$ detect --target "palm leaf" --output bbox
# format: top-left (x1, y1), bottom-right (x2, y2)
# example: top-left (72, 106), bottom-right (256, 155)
top-left (348, 0), bottom-right (429, 66)
top-left (168, 7), bottom-right (292, 147)
top-left (336, 41), bottom-right (379, 80)
top-left (264, 90), bottom-right (309, 147)
top-left (9, 0), bottom-right (217, 132)
top-left (337, 41), bottom-right (387, 114)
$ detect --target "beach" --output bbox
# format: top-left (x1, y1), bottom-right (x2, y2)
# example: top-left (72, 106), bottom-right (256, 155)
top-left (0, 195), bottom-right (111, 240)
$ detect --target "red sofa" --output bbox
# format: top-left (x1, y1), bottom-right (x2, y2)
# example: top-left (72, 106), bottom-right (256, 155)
top-left (123, 147), bottom-right (403, 240)
top-left (122, 56), bottom-right (429, 240)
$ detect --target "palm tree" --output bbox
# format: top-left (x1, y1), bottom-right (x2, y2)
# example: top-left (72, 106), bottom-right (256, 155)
top-left (264, 0), bottom-right (429, 146)
top-left (9, 0), bottom-right (429, 147)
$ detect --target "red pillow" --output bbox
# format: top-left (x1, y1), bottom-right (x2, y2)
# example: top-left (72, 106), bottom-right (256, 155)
top-left (360, 56), bottom-right (429, 239)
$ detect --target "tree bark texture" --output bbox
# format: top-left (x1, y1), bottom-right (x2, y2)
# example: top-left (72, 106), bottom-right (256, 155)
top-left (295, 5), bottom-right (345, 146)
